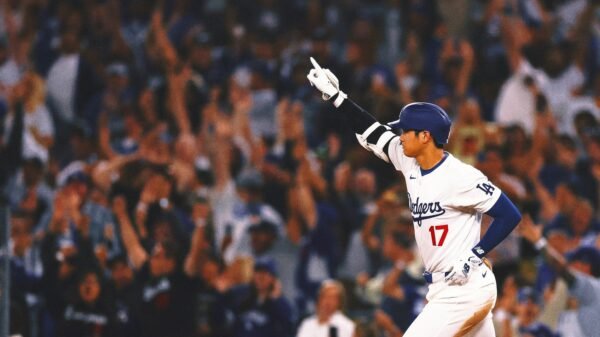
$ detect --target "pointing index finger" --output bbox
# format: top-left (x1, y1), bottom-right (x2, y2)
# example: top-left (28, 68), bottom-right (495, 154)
top-left (310, 57), bottom-right (322, 71)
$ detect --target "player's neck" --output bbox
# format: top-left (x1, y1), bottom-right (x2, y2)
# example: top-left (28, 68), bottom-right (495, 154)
top-left (416, 148), bottom-right (445, 170)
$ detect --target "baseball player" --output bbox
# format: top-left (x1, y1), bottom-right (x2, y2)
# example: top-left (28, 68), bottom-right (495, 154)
top-left (306, 58), bottom-right (522, 336)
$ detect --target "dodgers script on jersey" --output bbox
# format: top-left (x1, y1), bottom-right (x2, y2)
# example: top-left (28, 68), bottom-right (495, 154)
top-left (387, 137), bottom-right (502, 274)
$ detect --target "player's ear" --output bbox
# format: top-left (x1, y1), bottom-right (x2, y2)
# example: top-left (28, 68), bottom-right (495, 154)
top-left (420, 131), bottom-right (431, 144)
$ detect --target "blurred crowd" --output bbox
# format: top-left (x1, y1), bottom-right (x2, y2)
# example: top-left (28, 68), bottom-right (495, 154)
top-left (1, 0), bottom-right (600, 336)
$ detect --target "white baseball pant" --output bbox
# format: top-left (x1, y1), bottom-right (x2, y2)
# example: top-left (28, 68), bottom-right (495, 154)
top-left (404, 263), bottom-right (497, 337)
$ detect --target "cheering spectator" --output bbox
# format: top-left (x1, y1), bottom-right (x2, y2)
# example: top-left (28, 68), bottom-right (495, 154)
top-left (105, 255), bottom-right (141, 337)
top-left (520, 216), bottom-right (600, 337)
top-left (374, 227), bottom-right (424, 337)
top-left (3, 72), bottom-right (54, 163)
top-left (45, 17), bottom-right (98, 132)
top-left (5, 157), bottom-right (54, 234)
top-left (227, 257), bottom-right (295, 337)
top-left (546, 199), bottom-right (599, 254)
top-left (57, 269), bottom-right (114, 337)
top-left (190, 254), bottom-right (231, 337)
top-left (361, 187), bottom-right (407, 275)
top-left (113, 195), bottom-right (194, 337)
top-left (40, 188), bottom-right (101, 337)
top-left (494, 282), bottom-right (560, 337)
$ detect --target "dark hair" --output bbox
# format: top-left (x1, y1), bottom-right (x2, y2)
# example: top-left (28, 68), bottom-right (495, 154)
top-left (556, 134), bottom-right (576, 150)
top-left (76, 268), bottom-right (102, 286)
top-left (567, 247), bottom-right (600, 277)
top-left (107, 254), bottom-right (129, 269)
top-left (23, 157), bottom-right (44, 171)
top-left (204, 252), bottom-right (226, 272)
top-left (574, 111), bottom-right (598, 130)
top-left (477, 144), bottom-right (504, 163)
top-left (152, 165), bottom-right (176, 186)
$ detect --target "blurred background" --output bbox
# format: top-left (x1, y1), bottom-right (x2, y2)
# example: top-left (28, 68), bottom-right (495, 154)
top-left (0, 0), bottom-right (599, 336)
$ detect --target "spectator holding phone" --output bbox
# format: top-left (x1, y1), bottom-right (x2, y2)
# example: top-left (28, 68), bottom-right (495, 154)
top-left (296, 280), bottom-right (355, 337)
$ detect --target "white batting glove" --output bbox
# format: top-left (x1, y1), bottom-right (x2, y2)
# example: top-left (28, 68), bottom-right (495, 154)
top-left (444, 250), bottom-right (483, 286)
top-left (306, 57), bottom-right (347, 107)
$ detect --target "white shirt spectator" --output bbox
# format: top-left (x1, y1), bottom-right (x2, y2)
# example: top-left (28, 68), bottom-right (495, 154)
top-left (495, 60), bottom-right (548, 134)
top-left (3, 104), bottom-right (54, 163)
top-left (296, 311), bottom-right (355, 337)
top-left (46, 53), bottom-right (79, 122)
top-left (542, 64), bottom-right (585, 132)
top-left (211, 180), bottom-right (284, 263)
top-left (250, 88), bottom-right (277, 138)
top-left (223, 201), bottom-right (283, 263)
top-left (495, 60), bottom-right (584, 136)
top-left (24, 104), bottom-right (54, 162)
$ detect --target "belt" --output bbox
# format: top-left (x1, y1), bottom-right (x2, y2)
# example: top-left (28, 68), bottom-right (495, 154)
top-left (423, 271), bottom-right (449, 284)
top-left (423, 258), bottom-right (493, 284)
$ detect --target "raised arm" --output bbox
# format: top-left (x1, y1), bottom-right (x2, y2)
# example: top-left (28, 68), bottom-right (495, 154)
top-left (519, 215), bottom-right (576, 286)
top-left (499, 6), bottom-right (529, 73)
top-left (306, 58), bottom-right (400, 164)
top-left (526, 156), bottom-right (558, 222)
top-left (112, 196), bottom-right (148, 270)
top-left (149, 3), bottom-right (179, 71)
top-left (200, 90), bottom-right (233, 192)
top-left (98, 110), bottom-right (116, 160)
top-left (570, 0), bottom-right (597, 70)
top-left (184, 224), bottom-right (210, 277)
top-left (167, 66), bottom-right (192, 135)
top-left (455, 40), bottom-right (474, 100)
top-left (91, 154), bottom-right (139, 193)
top-left (184, 200), bottom-right (212, 276)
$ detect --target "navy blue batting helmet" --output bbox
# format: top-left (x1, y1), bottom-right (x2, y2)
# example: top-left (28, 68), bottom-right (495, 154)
top-left (388, 102), bottom-right (452, 145)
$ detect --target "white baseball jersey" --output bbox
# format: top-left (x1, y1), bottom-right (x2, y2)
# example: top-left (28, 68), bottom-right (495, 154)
top-left (387, 137), bottom-right (502, 274)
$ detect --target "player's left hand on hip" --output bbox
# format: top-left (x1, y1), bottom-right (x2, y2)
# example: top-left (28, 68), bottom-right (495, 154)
top-left (445, 250), bottom-right (483, 286)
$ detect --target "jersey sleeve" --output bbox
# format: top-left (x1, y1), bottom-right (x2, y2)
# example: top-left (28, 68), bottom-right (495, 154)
top-left (452, 166), bottom-right (502, 213)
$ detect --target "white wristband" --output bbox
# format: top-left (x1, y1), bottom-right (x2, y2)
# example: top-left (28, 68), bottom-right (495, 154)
top-left (534, 237), bottom-right (547, 251)
top-left (333, 91), bottom-right (347, 108)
